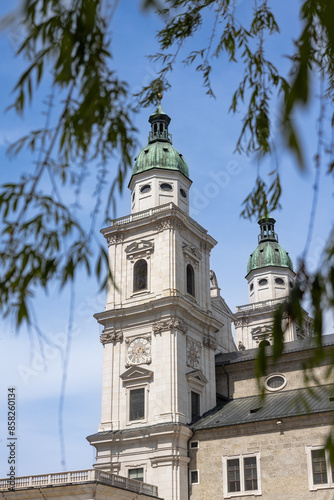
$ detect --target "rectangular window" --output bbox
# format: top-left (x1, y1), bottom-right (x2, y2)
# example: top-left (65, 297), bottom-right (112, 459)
top-left (129, 388), bottom-right (145, 421)
top-left (244, 456), bottom-right (258, 491)
top-left (190, 470), bottom-right (199, 484)
top-left (190, 441), bottom-right (199, 449)
top-left (191, 391), bottom-right (200, 421)
top-left (223, 453), bottom-right (261, 498)
top-left (128, 468), bottom-right (144, 482)
top-left (308, 447), bottom-right (334, 490)
top-left (227, 459), bottom-right (240, 493)
top-left (312, 449), bottom-right (327, 485)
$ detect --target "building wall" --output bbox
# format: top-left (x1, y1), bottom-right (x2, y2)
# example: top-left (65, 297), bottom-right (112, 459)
top-left (189, 416), bottom-right (333, 500)
top-left (216, 349), bottom-right (334, 400)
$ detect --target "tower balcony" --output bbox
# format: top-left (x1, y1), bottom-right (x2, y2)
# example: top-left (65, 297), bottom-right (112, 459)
top-left (236, 297), bottom-right (286, 313)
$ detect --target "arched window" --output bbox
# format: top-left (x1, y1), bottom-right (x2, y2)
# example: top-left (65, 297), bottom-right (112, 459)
top-left (187, 264), bottom-right (195, 296)
top-left (134, 259), bottom-right (147, 292)
top-left (259, 339), bottom-right (270, 347)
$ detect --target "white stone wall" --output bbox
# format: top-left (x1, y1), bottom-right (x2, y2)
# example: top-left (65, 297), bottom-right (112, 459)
top-left (247, 266), bottom-right (295, 304)
top-left (216, 348), bottom-right (334, 400)
top-left (129, 169), bottom-right (192, 215)
top-left (92, 203), bottom-right (223, 500)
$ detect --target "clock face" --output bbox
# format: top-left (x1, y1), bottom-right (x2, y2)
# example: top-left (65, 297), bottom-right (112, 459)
top-left (127, 337), bottom-right (151, 365)
top-left (187, 340), bottom-right (201, 369)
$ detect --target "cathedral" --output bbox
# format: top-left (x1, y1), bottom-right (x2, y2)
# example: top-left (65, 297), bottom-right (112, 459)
top-left (1, 103), bottom-right (334, 500)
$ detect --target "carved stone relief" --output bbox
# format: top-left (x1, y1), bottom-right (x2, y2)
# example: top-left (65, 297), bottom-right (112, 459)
top-left (203, 337), bottom-right (218, 351)
top-left (156, 218), bottom-right (183, 233)
top-left (200, 240), bottom-right (213, 255)
top-left (235, 318), bottom-right (249, 328)
top-left (100, 331), bottom-right (124, 345)
top-left (107, 233), bottom-right (124, 246)
top-left (152, 318), bottom-right (188, 335)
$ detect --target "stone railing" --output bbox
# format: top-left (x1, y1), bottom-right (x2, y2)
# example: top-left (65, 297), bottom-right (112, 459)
top-left (110, 203), bottom-right (173, 226)
top-left (109, 202), bottom-right (206, 234)
top-left (0, 469), bottom-right (158, 497)
top-left (236, 297), bottom-right (286, 313)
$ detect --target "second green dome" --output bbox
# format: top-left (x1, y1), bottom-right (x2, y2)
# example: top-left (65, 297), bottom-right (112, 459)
top-left (247, 218), bottom-right (293, 274)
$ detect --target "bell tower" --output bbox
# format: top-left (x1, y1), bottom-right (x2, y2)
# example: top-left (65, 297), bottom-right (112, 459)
top-left (129, 96), bottom-right (191, 215)
top-left (235, 217), bottom-right (312, 350)
top-left (87, 99), bottom-right (231, 500)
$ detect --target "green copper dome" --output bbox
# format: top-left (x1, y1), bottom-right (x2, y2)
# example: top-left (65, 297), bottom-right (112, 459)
top-left (132, 103), bottom-right (189, 178)
top-left (247, 218), bottom-right (293, 274)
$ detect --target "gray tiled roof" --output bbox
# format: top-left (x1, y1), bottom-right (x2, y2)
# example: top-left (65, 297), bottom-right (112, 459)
top-left (215, 334), bottom-right (334, 366)
top-left (192, 385), bottom-right (334, 430)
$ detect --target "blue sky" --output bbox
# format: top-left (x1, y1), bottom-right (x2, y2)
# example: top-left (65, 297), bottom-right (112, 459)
top-left (0, 0), bottom-right (333, 478)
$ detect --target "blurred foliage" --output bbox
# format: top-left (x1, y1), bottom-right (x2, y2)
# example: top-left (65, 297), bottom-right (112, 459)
top-left (0, 0), bottom-right (139, 325)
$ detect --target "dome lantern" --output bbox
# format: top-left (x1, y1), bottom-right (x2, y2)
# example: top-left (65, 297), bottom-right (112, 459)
top-left (148, 94), bottom-right (172, 144)
top-left (131, 97), bottom-right (190, 179)
top-left (257, 217), bottom-right (278, 244)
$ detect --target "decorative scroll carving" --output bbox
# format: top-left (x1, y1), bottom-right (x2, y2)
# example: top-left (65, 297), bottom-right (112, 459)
top-left (156, 218), bottom-right (183, 233)
top-left (152, 318), bottom-right (188, 335)
top-left (200, 240), bottom-right (213, 255)
top-left (107, 233), bottom-right (124, 246)
top-left (251, 325), bottom-right (272, 338)
top-left (203, 337), bottom-right (218, 351)
top-left (234, 318), bottom-right (249, 328)
top-left (251, 325), bottom-right (273, 345)
top-left (182, 244), bottom-right (202, 261)
top-left (100, 331), bottom-right (123, 345)
top-left (125, 240), bottom-right (154, 263)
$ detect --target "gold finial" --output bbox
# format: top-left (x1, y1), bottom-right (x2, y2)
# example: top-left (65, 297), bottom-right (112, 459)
top-left (158, 92), bottom-right (163, 103)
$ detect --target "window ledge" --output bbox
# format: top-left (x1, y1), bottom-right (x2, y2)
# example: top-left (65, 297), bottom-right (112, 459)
top-left (131, 290), bottom-right (149, 297)
top-left (309, 485), bottom-right (334, 491)
top-left (126, 418), bottom-right (148, 426)
top-left (185, 293), bottom-right (197, 304)
top-left (225, 492), bottom-right (262, 498)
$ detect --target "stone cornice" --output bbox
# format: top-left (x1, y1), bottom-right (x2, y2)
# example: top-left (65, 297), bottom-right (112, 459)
top-left (86, 422), bottom-right (193, 443)
top-left (100, 203), bottom-right (217, 249)
top-left (94, 296), bottom-right (223, 334)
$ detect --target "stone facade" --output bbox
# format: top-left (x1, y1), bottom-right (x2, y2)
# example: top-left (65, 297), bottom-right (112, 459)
top-left (88, 104), bottom-right (236, 500)
top-left (189, 415), bottom-right (333, 500)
